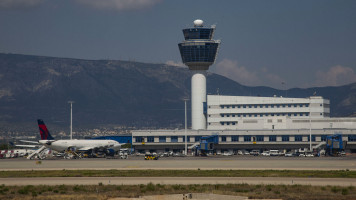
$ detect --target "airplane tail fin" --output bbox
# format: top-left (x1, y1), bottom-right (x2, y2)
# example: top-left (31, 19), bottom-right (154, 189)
top-left (37, 119), bottom-right (54, 140)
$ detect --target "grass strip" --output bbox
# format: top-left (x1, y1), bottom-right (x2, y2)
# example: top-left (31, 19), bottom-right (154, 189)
top-left (0, 183), bottom-right (355, 200)
top-left (0, 169), bottom-right (355, 178)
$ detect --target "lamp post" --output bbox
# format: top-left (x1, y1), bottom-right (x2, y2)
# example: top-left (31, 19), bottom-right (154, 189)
top-left (309, 98), bottom-right (312, 151)
top-left (183, 97), bottom-right (189, 155)
top-left (68, 101), bottom-right (74, 140)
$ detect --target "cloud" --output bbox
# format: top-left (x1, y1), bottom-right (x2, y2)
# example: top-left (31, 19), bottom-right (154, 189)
top-left (215, 59), bottom-right (286, 89)
top-left (0, 0), bottom-right (44, 9)
top-left (165, 60), bottom-right (185, 68)
top-left (215, 59), bottom-right (260, 85)
top-left (74, 0), bottom-right (162, 11)
top-left (314, 65), bottom-right (356, 87)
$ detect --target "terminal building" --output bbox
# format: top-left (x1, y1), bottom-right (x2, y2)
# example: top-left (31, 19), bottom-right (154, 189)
top-left (132, 94), bottom-right (356, 154)
top-left (131, 20), bottom-right (356, 154)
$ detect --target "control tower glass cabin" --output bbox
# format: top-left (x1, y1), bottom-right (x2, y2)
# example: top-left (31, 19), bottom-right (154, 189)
top-left (178, 19), bottom-right (220, 130)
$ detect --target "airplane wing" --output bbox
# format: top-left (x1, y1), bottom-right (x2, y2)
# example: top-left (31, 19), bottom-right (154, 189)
top-left (78, 147), bottom-right (93, 151)
top-left (15, 144), bottom-right (38, 148)
top-left (78, 145), bottom-right (114, 152)
top-left (20, 140), bottom-right (39, 144)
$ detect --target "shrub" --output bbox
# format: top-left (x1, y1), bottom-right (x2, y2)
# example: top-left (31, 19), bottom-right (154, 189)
top-left (341, 189), bottom-right (349, 195)
top-left (146, 182), bottom-right (155, 191)
top-left (331, 187), bottom-right (339, 193)
top-left (73, 185), bottom-right (81, 192)
top-left (18, 188), bottom-right (29, 195)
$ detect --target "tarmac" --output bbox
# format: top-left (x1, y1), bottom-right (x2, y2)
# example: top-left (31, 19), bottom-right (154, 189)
top-left (1, 156), bottom-right (356, 186)
top-left (0, 156), bottom-right (355, 171)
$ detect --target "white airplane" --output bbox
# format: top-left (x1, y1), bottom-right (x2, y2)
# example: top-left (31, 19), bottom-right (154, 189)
top-left (37, 119), bottom-right (122, 156)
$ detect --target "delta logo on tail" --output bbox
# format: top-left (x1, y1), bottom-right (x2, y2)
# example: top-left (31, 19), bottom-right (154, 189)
top-left (37, 119), bottom-right (54, 140)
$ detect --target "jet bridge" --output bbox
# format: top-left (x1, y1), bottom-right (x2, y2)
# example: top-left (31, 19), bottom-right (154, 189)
top-left (326, 134), bottom-right (347, 156)
top-left (196, 134), bottom-right (219, 156)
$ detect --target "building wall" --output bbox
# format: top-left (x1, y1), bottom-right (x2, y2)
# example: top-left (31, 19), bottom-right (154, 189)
top-left (206, 95), bottom-right (349, 130)
top-left (132, 129), bottom-right (356, 152)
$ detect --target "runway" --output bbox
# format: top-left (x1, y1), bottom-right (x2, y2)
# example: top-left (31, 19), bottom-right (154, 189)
top-left (0, 156), bottom-right (356, 171)
top-left (1, 177), bottom-right (355, 186)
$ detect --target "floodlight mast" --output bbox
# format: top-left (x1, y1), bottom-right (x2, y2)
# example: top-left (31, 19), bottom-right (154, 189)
top-left (178, 19), bottom-right (220, 130)
top-left (68, 101), bottom-right (74, 140)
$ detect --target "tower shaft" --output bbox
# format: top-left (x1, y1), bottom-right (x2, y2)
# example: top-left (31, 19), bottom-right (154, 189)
top-left (191, 71), bottom-right (207, 130)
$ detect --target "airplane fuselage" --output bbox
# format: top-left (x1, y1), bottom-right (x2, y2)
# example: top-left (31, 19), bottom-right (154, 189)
top-left (39, 139), bottom-right (121, 153)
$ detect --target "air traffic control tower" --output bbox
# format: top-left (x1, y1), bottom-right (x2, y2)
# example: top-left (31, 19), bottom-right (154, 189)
top-left (178, 19), bottom-right (220, 130)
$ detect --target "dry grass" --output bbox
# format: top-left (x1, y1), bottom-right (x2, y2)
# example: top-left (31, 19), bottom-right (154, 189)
top-left (0, 169), bottom-right (355, 178)
top-left (0, 183), bottom-right (355, 200)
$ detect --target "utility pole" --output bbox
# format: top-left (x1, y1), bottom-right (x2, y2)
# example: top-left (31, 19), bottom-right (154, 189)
top-left (68, 101), bottom-right (74, 140)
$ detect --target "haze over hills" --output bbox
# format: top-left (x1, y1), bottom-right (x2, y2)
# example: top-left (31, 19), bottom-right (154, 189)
top-left (0, 53), bottom-right (355, 132)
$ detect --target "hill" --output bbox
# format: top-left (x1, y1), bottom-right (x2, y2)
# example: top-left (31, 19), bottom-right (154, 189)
top-left (0, 53), bottom-right (355, 132)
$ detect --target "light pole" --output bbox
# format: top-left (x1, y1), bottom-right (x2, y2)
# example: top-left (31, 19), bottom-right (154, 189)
top-left (309, 98), bottom-right (312, 151)
top-left (68, 101), bottom-right (74, 140)
top-left (184, 97), bottom-right (189, 155)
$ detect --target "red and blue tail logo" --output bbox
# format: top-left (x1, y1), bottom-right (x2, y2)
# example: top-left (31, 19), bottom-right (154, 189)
top-left (37, 119), bottom-right (54, 140)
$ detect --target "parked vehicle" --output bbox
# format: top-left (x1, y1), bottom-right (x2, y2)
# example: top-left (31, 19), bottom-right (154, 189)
top-left (269, 150), bottom-right (279, 156)
top-left (261, 151), bottom-right (270, 156)
top-left (250, 150), bottom-right (260, 156)
top-left (284, 152), bottom-right (293, 157)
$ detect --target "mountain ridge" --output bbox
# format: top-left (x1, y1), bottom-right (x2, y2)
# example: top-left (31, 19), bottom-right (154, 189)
top-left (0, 53), bottom-right (355, 131)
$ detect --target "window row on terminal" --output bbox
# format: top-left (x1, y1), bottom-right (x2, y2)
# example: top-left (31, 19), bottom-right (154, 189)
top-left (218, 103), bottom-right (313, 109)
top-left (134, 135), bottom-right (356, 143)
top-left (218, 112), bottom-right (312, 118)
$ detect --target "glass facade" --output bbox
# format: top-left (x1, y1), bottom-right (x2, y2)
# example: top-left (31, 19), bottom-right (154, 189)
top-left (159, 136), bottom-right (166, 143)
top-left (244, 136), bottom-right (251, 142)
top-left (231, 136), bottom-right (239, 142)
top-left (179, 24), bottom-right (220, 67)
top-left (179, 42), bottom-right (219, 63)
top-left (135, 136), bottom-right (143, 143)
top-left (295, 135), bottom-right (303, 142)
top-left (183, 28), bottom-right (214, 40)
top-left (147, 136), bottom-right (154, 143)
top-left (221, 136), bottom-right (226, 142)
top-left (269, 135), bottom-right (277, 141)
top-left (171, 136), bottom-right (178, 143)
top-left (348, 135), bottom-right (356, 141)
top-left (282, 135), bottom-right (290, 141)
top-left (256, 135), bottom-right (264, 142)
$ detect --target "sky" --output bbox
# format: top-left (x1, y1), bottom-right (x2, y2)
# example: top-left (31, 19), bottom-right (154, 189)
top-left (0, 0), bottom-right (355, 89)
